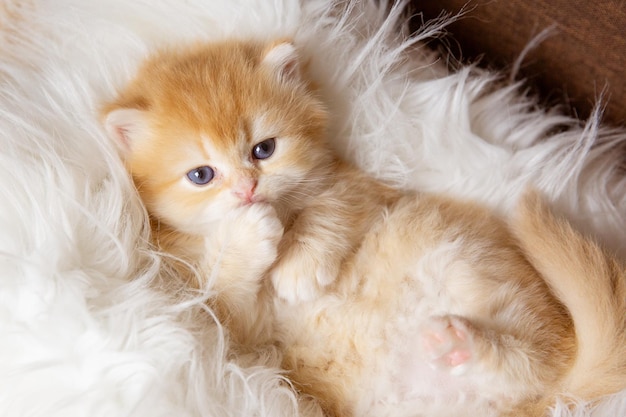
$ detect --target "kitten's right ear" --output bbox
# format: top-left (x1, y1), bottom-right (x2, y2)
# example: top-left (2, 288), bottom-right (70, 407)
top-left (103, 108), bottom-right (149, 156)
top-left (262, 40), bottom-right (301, 84)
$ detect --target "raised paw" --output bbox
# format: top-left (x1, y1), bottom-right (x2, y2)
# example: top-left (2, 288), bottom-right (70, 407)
top-left (419, 315), bottom-right (474, 375)
top-left (210, 203), bottom-right (284, 277)
top-left (235, 203), bottom-right (284, 253)
top-left (270, 241), bottom-right (340, 304)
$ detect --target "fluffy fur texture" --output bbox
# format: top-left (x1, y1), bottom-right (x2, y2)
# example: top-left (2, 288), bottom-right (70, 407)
top-left (0, 1), bottom-right (624, 417)
top-left (102, 39), bottom-right (625, 417)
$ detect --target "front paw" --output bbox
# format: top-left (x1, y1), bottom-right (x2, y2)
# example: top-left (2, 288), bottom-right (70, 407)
top-left (270, 241), bottom-right (340, 304)
top-left (212, 203), bottom-right (284, 276)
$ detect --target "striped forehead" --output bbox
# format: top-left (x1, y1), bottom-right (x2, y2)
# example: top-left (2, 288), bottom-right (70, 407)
top-left (202, 113), bottom-right (273, 156)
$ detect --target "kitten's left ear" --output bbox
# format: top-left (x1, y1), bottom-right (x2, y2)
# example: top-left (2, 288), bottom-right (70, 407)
top-left (261, 40), bottom-right (301, 83)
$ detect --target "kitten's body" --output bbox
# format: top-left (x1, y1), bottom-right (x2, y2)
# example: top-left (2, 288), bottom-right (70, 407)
top-left (103, 40), bottom-right (626, 417)
top-left (272, 164), bottom-right (573, 417)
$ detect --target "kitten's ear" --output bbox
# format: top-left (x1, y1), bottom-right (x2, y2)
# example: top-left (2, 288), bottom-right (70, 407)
top-left (103, 108), bottom-right (149, 156)
top-left (261, 40), bottom-right (301, 83)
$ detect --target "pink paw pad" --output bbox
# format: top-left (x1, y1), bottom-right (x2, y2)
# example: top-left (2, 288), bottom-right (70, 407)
top-left (420, 316), bottom-right (474, 373)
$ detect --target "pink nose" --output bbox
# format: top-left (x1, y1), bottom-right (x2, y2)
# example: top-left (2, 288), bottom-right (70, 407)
top-left (233, 179), bottom-right (257, 203)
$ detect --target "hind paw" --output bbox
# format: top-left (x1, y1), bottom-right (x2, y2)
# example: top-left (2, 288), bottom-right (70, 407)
top-left (419, 315), bottom-right (474, 375)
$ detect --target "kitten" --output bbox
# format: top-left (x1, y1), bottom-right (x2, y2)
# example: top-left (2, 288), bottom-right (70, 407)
top-left (102, 39), bottom-right (626, 417)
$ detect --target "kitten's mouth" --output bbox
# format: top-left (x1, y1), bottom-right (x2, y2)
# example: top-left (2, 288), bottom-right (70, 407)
top-left (239, 194), bottom-right (267, 206)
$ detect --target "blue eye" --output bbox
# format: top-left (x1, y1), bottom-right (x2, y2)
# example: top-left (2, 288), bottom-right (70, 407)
top-left (252, 138), bottom-right (275, 160)
top-left (186, 166), bottom-right (214, 185)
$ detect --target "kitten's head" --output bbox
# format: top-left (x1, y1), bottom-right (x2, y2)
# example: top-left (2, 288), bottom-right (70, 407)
top-left (103, 39), bottom-right (331, 235)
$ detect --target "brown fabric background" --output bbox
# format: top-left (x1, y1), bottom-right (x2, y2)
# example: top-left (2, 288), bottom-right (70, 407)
top-left (411, 0), bottom-right (626, 126)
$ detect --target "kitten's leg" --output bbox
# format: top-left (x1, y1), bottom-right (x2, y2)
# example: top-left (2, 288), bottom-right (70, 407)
top-left (202, 203), bottom-right (283, 346)
top-left (204, 203), bottom-right (283, 296)
top-left (270, 232), bottom-right (343, 303)
top-left (270, 205), bottom-right (354, 304)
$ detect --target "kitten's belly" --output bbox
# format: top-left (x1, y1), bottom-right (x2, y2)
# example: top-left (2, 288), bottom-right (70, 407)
top-left (360, 369), bottom-right (493, 417)
top-left (276, 296), bottom-right (502, 417)
top-left (356, 347), bottom-right (500, 417)
top-left (273, 218), bottom-right (523, 417)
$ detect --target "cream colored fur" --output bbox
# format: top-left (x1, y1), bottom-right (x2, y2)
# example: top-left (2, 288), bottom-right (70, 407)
top-left (103, 40), bottom-right (626, 417)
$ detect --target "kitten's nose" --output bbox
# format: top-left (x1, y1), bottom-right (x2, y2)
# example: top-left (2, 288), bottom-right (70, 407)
top-left (233, 178), bottom-right (258, 204)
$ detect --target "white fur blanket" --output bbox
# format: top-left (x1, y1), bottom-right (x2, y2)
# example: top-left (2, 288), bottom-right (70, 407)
top-left (0, 1), bottom-right (624, 416)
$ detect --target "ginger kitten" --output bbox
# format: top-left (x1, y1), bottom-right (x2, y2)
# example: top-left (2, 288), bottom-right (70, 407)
top-left (103, 39), bottom-right (626, 417)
